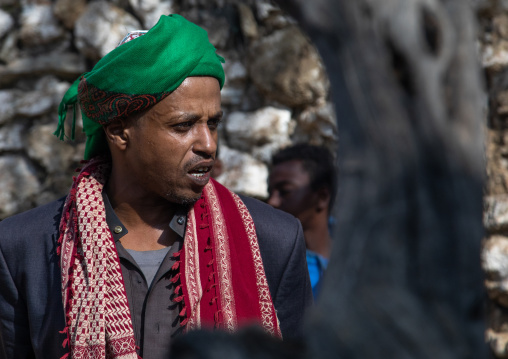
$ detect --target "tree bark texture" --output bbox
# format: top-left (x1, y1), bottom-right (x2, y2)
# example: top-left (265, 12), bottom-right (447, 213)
top-left (275, 0), bottom-right (488, 358)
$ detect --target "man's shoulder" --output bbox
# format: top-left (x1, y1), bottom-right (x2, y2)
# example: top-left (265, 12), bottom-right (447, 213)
top-left (238, 194), bottom-right (303, 252)
top-left (239, 194), bottom-right (300, 229)
top-left (0, 196), bottom-right (65, 243)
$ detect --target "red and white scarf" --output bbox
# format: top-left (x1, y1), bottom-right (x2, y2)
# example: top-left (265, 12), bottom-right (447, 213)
top-left (57, 157), bottom-right (281, 359)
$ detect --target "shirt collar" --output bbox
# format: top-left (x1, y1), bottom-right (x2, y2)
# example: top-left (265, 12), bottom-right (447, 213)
top-left (102, 192), bottom-right (188, 241)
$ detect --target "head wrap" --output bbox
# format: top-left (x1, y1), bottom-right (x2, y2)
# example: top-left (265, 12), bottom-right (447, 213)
top-left (55, 14), bottom-right (225, 160)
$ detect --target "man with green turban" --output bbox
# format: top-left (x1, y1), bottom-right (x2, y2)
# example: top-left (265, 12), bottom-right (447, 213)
top-left (0, 14), bottom-right (312, 359)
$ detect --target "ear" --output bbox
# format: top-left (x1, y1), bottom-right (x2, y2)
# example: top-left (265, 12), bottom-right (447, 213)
top-left (104, 120), bottom-right (130, 152)
top-left (316, 187), bottom-right (331, 213)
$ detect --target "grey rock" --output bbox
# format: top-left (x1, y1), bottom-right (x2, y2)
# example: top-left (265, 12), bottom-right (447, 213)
top-left (255, 1), bottom-right (277, 22)
top-left (248, 26), bottom-right (329, 107)
top-left (487, 328), bottom-right (508, 359)
top-left (16, 90), bottom-right (54, 118)
top-left (237, 3), bottom-right (258, 40)
top-left (0, 155), bottom-right (40, 218)
top-left (27, 122), bottom-right (76, 175)
top-left (215, 145), bottom-right (269, 199)
top-left (129, 0), bottom-right (175, 28)
top-left (0, 123), bottom-right (25, 151)
top-left (0, 9), bottom-right (14, 39)
top-left (74, 2), bottom-right (141, 60)
top-left (0, 90), bottom-right (17, 124)
top-left (292, 102), bottom-right (338, 152)
top-left (201, 15), bottom-right (230, 50)
top-left (0, 52), bottom-right (86, 87)
top-left (251, 141), bottom-right (291, 164)
top-left (484, 195), bottom-right (508, 232)
top-left (0, 0), bottom-right (16, 6)
top-left (225, 106), bottom-right (293, 152)
top-left (0, 32), bottom-right (19, 64)
top-left (0, 76), bottom-right (70, 122)
top-left (221, 86), bottom-right (244, 106)
top-left (53, 0), bottom-right (87, 30)
top-left (254, 0), bottom-right (295, 30)
top-left (483, 235), bottom-right (508, 307)
top-left (19, 4), bottom-right (65, 46)
top-left (224, 61), bottom-right (248, 84)
top-left (221, 60), bottom-right (248, 106)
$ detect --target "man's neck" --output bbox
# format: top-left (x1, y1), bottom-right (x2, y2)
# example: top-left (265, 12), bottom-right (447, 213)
top-left (303, 215), bottom-right (332, 259)
top-left (105, 181), bottom-right (182, 251)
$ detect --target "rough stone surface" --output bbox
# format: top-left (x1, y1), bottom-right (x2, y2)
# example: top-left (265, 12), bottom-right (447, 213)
top-left (0, 90), bottom-right (17, 124)
top-left (0, 32), bottom-right (19, 64)
top-left (483, 235), bottom-right (508, 307)
top-left (225, 106), bottom-right (293, 153)
top-left (130, 0), bottom-right (175, 28)
top-left (53, 0), bottom-right (87, 30)
top-left (27, 123), bottom-right (75, 175)
top-left (237, 2), bottom-right (259, 40)
top-left (19, 4), bottom-right (65, 46)
top-left (0, 0), bottom-right (15, 6)
top-left (248, 26), bottom-right (329, 107)
top-left (293, 102), bottom-right (337, 154)
top-left (487, 329), bottom-right (508, 359)
top-left (478, 2), bottom-right (508, 356)
top-left (0, 123), bottom-right (25, 151)
top-left (0, 52), bottom-right (87, 87)
top-left (215, 145), bottom-right (269, 198)
top-left (0, 156), bottom-right (40, 218)
top-left (484, 195), bottom-right (508, 232)
top-left (74, 2), bottom-right (141, 60)
top-left (0, 9), bottom-right (14, 39)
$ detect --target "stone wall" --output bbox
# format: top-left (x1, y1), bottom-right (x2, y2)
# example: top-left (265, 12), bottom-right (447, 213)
top-left (0, 0), bottom-right (336, 218)
top-left (477, 0), bottom-right (508, 357)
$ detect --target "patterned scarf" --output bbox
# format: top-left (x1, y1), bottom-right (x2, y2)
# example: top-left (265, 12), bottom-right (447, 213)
top-left (57, 157), bottom-right (281, 359)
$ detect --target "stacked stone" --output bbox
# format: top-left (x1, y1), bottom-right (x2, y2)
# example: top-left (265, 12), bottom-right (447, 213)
top-left (0, 0), bottom-right (336, 218)
top-left (477, 0), bottom-right (508, 356)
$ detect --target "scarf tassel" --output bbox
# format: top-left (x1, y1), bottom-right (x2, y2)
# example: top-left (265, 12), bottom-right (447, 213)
top-left (54, 77), bottom-right (81, 141)
top-left (170, 272), bottom-right (180, 283)
top-left (171, 260), bottom-right (180, 271)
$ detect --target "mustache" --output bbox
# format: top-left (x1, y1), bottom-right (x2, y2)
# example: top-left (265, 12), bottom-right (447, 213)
top-left (183, 155), bottom-right (215, 172)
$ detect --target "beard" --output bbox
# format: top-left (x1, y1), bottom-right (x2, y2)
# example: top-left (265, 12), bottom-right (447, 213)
top-left (164, 188), bottom-right (202, 208)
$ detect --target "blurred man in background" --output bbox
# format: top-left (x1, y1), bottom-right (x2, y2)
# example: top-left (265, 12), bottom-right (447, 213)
top-left (268, 143), bottom-right (336, 298)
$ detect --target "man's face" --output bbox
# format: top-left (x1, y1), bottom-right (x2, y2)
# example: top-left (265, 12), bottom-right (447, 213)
top-left (267, 159), bottom-right (320, 228)
top-left (123, 76), bottom-right (222, 205)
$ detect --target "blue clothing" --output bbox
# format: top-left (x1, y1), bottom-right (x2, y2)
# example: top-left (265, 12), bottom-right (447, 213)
top-left (306, 250), bottom-right (328, 298)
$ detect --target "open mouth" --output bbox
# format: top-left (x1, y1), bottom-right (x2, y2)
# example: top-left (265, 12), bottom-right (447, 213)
top-left (188, 166), bottom-right (211, 178)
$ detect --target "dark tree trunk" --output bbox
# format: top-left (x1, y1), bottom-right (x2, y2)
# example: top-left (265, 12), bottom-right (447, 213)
top-left (275, 0), bottom-right (488, 358)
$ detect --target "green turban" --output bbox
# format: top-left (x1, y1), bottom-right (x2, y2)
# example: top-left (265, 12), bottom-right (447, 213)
top-left (55, 14), bottom-right (225, 160)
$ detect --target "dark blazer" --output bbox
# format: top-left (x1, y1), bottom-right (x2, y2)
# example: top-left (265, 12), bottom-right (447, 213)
top-left (0, 195), bottom-right (312, 359)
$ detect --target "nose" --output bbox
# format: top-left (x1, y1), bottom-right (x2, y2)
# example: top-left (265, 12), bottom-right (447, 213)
top-left (194, 124), bottom-right (217, 158)
top-left (267, 191), bottom-right (280, 208)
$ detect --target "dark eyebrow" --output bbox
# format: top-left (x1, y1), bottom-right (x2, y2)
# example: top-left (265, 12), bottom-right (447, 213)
top-left (210, 110), bottom-right (223, 120)
top-left (177, 113), bottom-right (201, 122)
top-left (177, 110), bottom-right (223, 121)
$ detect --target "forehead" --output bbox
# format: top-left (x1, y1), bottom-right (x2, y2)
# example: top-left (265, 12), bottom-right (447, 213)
top-left (148, 76), bottom-right (221, 117)
top-left (269, 160), bottom-right (310, 184)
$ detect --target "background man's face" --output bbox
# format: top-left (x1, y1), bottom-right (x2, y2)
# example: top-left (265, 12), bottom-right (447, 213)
top-left (267, 159), bottom-right (320, 228)
top-left (124, 76), bottom-right (222, 205)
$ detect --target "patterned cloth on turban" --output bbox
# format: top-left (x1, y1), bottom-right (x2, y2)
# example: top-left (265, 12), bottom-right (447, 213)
top-left (55, 14), bottom-right (225, 159)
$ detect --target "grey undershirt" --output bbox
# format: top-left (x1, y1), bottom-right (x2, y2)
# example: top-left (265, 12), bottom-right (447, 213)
top-left (125, 246), bottom-right (172, 287)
